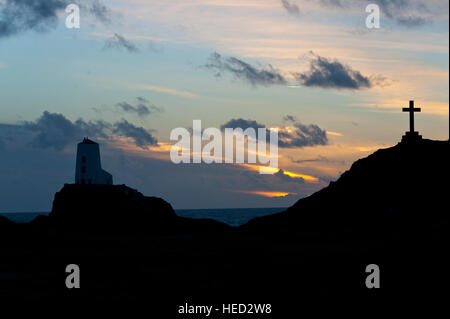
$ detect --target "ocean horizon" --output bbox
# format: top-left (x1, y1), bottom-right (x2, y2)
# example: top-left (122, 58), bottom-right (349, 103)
top-left (0, 207), bottom-right (287, 227)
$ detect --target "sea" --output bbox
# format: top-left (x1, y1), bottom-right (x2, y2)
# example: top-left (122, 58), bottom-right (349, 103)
top-left (0, 207), bottom-right (286, 227)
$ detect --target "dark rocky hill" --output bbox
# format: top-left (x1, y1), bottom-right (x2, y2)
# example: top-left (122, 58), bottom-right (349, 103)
top-left (27, 184), bottom-right (230, 234)
top-left (241, 139), bottom-right (449, 242)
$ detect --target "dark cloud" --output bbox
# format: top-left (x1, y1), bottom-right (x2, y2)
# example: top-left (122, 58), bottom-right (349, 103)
top-left (279, 122), bottom-right (328, 148)
top-left (290, 155), bottom-right (329, 163)
top-left (0, 0), bottom-right (113, 38)
top-left (204, 52), bottom-right (287, 87)
top-left (283, 115), bottom-right (296, 122)
top-left (294, 52), bottom-right (372, 89)
top-left (281, 0), bottom-right (300, 16)
top-left (371, 0), bottom-right (434, 26)
top-left (104, 33), bottom-right (139, 53)
top-left (317, 0), bottom-right (437, 27)
top-left (113, 120), bottom-right (158, 148)
top-left (0, 0), bottom-right (69, 38)
top-left (395, 15), bottom-right (429, 27)
top-left (19, 111), bottom-right (156, 150)
top-left (372, 0), bottom-right (416, 18)
top-left (220, 118), bottom-right (266, 131)
top-left (220, 117), bottom-right (328, 149)
top-left (23, 111), bottom-right (110, 150)
top-left (116, 97), bottom-right (162, 117)
top-left (117, 102), bottom-right (149, 117)
top-left (290, 155), bottom-right (348, 166)
top-left (89, 0), bottom-right (111, 24)
top-left (205, 52), bottom-right (386, 90)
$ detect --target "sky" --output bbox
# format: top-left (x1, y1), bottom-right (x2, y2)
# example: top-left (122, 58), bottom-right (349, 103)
top-left (0, 0), bottom-right (448, 212)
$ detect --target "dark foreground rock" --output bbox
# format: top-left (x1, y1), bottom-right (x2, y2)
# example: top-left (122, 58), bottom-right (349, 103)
top-left (0, 139), bottom-right (449, 310)
top-left (30, 184), bottom-right (230, 234)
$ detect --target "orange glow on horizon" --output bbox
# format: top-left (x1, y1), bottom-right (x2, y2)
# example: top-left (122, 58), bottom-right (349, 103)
top-left (237, 190), bottom-right (296, 198)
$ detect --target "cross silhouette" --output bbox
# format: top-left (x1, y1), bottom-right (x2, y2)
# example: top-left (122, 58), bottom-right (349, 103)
top-left (402, 100), bottom-right (421, 133)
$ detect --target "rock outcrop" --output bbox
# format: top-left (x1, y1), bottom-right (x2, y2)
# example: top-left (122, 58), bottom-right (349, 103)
top-left (30, 184), bottom-right (230, 234)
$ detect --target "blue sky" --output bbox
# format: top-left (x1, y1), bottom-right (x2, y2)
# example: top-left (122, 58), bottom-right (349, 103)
top-left (0, 0), bottom-right (448, 211)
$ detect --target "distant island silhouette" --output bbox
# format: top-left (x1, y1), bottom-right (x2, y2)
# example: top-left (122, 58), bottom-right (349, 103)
top-left (0, 102), bottom-right (448, 308)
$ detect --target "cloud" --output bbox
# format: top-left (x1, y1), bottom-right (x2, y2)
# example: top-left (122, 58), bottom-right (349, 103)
top-left (20, 111), bottom-right (156, 150)
top-left (89, 0), bottom-right (111, 24)
top-left (278, 122), bottom-right (328, 148)
top-left (220, 118), bottom-right (266, 131)
top-left (294, 52), bottom-right (372, 89)
top-left (0, 0), bottom-right (69, 38)
top-left (281, 0), bottom-right (300, 16)
top-left (396, 15), bottom-right (429, 27)
top-left (23, 111), bottom-right (110, 150)
top-left (113, 120), bottom-right (158, 148)
top-left (290, 155), bottom-right (327, 163)
top-left (117, 102), bottom-right (150, 117)
top-left (283, 115), bottom-right (297, 122)
top-left (369, 74), bottom-right (391, 87)
top-left (274, 169), bottom-right (305, 183)
top-left (371, 0), bottom-right (432, 26)
top-left (131, 84), bottom-right (198, 98)
top-left (104, 33), bottom-right (139, 53)
top-left (204, 52), bottom-right (287, 87)
top-left (220, 117), bottom-right (328, 148)
top-left (282, 114), bottom-right (329, 147)
top-left (205, 52), bottom-right (387, 90)
top-left (116, 97), bottom-right (162, 117)
top-left (316, 0), bottom-right (437, 27)
top-left (0, 0), bottom-right (113, 38)
top-left (290, 155), bottom-right (348, 166)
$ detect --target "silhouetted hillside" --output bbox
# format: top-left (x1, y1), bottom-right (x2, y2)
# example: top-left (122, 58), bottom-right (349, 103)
top-left (0, 139), bottom-right (448, 305)
top-left (0, 215), bottom-right (16, 233)
top-left (241, 139), bottom-right (449, 241)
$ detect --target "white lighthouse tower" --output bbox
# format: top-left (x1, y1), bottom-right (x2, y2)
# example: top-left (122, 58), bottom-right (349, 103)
top-left (75, 138), bottom-right (113, 185)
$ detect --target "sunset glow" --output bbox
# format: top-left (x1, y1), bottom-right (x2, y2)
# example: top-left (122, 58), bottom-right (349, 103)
top-left (237, 191), bottom-right (296, 198)
top-left (0, 0), bottom-right (447, 211)
top-left (240, 164), bottom-right (319, 182)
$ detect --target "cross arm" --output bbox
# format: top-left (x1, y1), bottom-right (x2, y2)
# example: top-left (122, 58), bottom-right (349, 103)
top-left (402, 107), bottom-right (421, 112)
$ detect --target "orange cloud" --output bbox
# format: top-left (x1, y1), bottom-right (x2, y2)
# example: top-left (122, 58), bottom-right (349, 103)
top-left (282, 170), bottom-right (319, 182)
top-left (239, 164), bottom-right (319, 182)
top-left (237, 190), bottom-right (296, 198)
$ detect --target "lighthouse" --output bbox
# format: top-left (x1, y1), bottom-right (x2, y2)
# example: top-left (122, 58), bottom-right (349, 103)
top-left (75, 138), bottom-right (113, 185)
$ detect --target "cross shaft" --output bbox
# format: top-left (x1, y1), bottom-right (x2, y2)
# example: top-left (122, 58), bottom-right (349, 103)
top-left (402, 100), bottom-right (421, 133)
